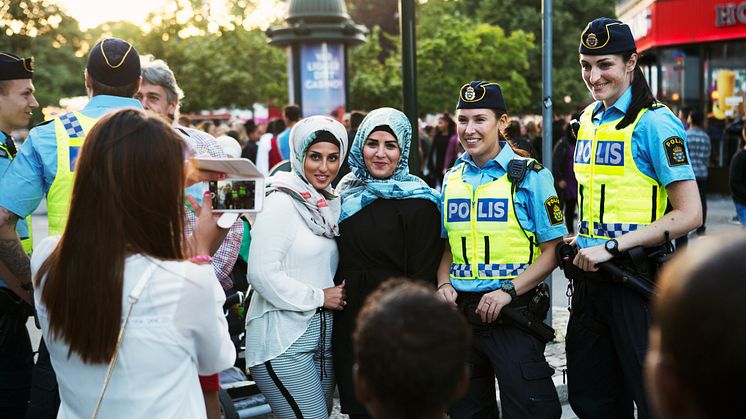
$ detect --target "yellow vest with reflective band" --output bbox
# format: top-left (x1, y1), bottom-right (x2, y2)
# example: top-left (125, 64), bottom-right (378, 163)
top-left (442, 163), bottom-right (539, 282)
top-left (575, 102), bottom-right (668, 239)
top-left (0, 141), bottom-right (34, 254)
top-left (47, 112), bottom-right (98, 236)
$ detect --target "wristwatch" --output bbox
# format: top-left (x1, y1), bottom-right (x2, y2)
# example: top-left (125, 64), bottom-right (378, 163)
top-left (605, 239), bottom-right (621, 256)
top-left (501, 281), bottom-right (517, 301)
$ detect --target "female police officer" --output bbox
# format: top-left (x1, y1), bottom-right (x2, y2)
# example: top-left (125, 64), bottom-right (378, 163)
top-left (436, 81), bottom-right (566, 419)
top-left (566, 18), bottom-right (702, 418)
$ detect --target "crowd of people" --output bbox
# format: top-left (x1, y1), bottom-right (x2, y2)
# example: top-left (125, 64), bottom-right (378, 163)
top-left (0, 15), bottom-right (744, 419)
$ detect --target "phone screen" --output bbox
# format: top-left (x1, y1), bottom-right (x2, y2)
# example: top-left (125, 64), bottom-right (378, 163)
top-left (208, 179), bottom-right (256, 211)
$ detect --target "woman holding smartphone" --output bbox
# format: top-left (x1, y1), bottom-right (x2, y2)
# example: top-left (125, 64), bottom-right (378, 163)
top-left (31, 109), bottom-right (234, 418)
top-left (245, 116), bottom-right (348, 419)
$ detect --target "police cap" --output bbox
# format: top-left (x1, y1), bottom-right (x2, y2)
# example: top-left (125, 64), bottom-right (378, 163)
top-left (0, 52), bottom-right (34, 81)
top-left (579, 18), bottom-right (636, 55)
top-left (456, 81), bottom-right (507, 113)
top-left (86, 38), bottom-right (140, 87)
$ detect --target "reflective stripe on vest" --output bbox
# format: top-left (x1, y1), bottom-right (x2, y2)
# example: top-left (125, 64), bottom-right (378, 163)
top-left (47, 112), bottom-right (98, 236)
top-left (0, 141), bottom-right (34, 253)
top-left (574, 103), bottom-right (668, 240)
top-left (442, 163), bottom-right (538, 282)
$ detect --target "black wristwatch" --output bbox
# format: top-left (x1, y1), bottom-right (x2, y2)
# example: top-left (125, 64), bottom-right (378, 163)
top-left (605, 239), bottom-right (621, 256)
top-left (501, 281), bottom-right (517, 301)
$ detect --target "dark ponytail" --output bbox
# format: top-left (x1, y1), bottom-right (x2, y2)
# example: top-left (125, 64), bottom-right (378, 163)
top-left (501, 129), bottom-right (531, 158)
top-left (488, 109), bottom-right (532, 158)
top-left (616, 50), bottom-right (656, 130)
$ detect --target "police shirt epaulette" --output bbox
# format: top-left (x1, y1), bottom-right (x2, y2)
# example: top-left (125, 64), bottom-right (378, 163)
top-left (32, 119), bottom-right (53, 128)
top-left (649, 101), bottom-right (667, 111)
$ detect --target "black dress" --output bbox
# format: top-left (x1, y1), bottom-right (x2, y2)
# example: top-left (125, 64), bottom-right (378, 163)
top-left (332, 198), bottom-right (444, 416)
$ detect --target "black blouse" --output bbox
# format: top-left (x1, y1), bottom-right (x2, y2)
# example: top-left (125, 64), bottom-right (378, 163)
top-left (332, 197), bottom-right (444, 415)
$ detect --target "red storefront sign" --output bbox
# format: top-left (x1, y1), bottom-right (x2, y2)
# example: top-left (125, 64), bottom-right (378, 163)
top-left (622, 0), bottom-right (746, 52)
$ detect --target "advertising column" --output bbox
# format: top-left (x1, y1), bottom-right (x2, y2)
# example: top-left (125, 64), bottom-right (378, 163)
top-left (299, 43), bottom-right (346, 118)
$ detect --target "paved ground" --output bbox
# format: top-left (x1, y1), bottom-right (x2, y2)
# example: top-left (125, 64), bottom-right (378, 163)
top-left (26, 196), bottom-right (743, 418)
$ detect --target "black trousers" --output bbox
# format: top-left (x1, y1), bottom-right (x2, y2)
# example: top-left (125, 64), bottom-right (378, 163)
top-left (448, 323), bottom-right (561, 419)
top-left (696, 178), bottom-right (707, 234)
top-left (0, 292), bottom-right (33, 419)
top-left (25, 339), bottom-right (60, 419)
top-left (566, 277), bottom-right (652, 419)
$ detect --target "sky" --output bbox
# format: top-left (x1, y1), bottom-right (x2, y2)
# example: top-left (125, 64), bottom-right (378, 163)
top-left (55, 0), bottom-right (284, 30)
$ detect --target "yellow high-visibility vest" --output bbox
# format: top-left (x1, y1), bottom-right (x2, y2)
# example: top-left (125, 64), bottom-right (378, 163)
top-left (442, 163), bottom-right (538, 283)
top-left (47, 112), bottom-right (98, 235)
top-left (575, 103), bottom-right (668, 239)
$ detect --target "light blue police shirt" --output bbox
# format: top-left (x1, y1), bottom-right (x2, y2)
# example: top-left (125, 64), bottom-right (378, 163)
top-left (576, 86), bottom-right (696, 250)
top-left (0, 95), bottom-right (144, 219)
top-left (440, 141), bottom-right (568, 292)
top-left (0, 131), bottom-right (30, 289)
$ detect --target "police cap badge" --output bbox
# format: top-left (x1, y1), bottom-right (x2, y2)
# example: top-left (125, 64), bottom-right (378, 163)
top-left (86, 38), bottom-right (141, 87)
top-left (456, 81), bottom-right (507, 113)
top-left (0, 52), bottom-right (34, 81)
top-left (579, 17), bottom-right (636, 55)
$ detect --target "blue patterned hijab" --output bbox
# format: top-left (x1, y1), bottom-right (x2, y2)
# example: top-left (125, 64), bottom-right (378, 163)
top-left (336, 107), bottom-right (440, 222)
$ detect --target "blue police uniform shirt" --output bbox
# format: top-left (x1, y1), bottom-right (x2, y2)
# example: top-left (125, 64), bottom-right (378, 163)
top-left (0, 131), bottom-right (30, 289)
top-left (576, 86), bottom-right (695, 250)
top-left (276, 127), bottom-right (291, 160)
top-left (440, 142), bottom-right (568, 292)
top-left (0, 95), bottom-right (144, 220)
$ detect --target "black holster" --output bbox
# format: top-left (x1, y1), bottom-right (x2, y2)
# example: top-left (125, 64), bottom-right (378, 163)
top-left (456, 284), bottom-right (555, 343)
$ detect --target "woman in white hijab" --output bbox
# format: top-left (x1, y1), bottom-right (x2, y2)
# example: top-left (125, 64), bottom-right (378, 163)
top-left (245, 116), bottom-right (349, 418)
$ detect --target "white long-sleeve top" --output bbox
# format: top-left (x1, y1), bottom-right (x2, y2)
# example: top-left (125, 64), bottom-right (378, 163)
top-left (31, 236), bottom-right (235, 419)
top-left (245, 192), bottom-right (338, 368)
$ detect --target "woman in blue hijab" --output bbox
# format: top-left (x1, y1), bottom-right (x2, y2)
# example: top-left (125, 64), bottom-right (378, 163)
top-left (333, 107), bottom-right (444, 418)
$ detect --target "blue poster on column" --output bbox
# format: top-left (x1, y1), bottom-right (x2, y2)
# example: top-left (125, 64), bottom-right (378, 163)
top-left (300, 43), bottom-right (346, 118)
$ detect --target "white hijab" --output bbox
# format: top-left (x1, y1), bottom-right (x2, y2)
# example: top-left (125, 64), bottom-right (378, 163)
top-left (264, 116), bottom-right (349, 238)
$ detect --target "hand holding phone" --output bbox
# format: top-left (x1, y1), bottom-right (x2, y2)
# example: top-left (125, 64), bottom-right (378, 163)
top-left (187, 191), bottom-right (230, 256)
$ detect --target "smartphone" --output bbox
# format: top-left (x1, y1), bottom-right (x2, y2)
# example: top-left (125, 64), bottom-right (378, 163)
top-left (206, 178), bottom-right (264, 213)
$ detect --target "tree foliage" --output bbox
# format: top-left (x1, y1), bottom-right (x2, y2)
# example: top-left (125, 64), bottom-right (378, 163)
top-left (462, 0), bottom-right (615, 113)
top-left (0, 0), bottom-right (86, 116)
top-left (1, 0), bottom-right (613, 117)
top-left (348, 26), bottom-right (402, 111)
top-left (416, 1), bottom-right (534, 114)
top-left (347, 0), bottom-right (534, 114)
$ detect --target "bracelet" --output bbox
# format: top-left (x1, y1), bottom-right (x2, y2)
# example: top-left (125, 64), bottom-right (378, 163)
top-left (437, 282), bottom-right (452, 290)
top-left (190, 255), bottom-right (213, 264)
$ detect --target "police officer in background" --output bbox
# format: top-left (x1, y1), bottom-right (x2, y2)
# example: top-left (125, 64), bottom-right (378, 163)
top-left (0, 51), bottom-right (38, 419)
top-left (566, 18), bottom-right (701, 418)
top-left (0, 38), bottom-right (144, 419)
top-left (436, 81), bottom-right (566, 418)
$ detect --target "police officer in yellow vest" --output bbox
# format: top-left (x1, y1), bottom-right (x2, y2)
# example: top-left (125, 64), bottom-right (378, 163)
top-left (436, 81), bottom-right (566, 419)
top-left (0, 51), bottom-right (39, 419)
top-left (0, 38), bottom-right (143, 419)
top-left (565, 18), bottom-right (702, 419)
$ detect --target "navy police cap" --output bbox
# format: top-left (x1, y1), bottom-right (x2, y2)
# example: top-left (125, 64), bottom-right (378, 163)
top-left (579, 18), bottom-right (636, 55)
top-left (456, 81), bottom-right (507, 113)
top-left (0, 52), bottom-right (33, 81)
top-left (86, 38), bottom-right (140, 87)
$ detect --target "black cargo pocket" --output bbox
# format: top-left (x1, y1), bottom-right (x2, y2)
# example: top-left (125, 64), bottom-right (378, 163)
top-left (521, 360), bottom-right (554, 380)
top-left (521, 361), bottom-right (561, 418)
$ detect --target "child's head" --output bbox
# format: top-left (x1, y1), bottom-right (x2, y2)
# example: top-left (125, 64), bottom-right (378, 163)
top-left (353, 279), bottom-right (471, 419)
